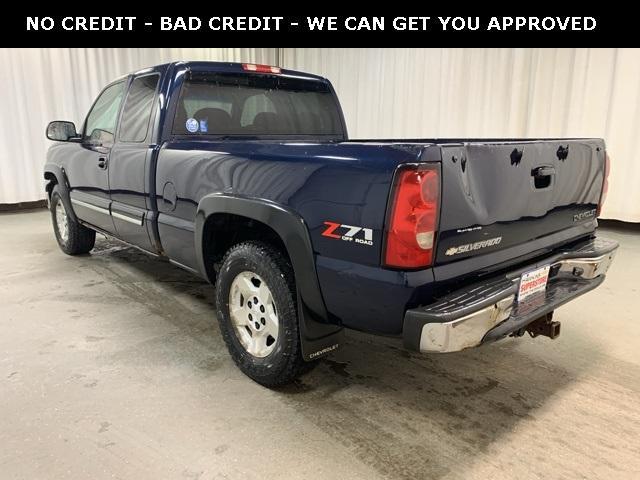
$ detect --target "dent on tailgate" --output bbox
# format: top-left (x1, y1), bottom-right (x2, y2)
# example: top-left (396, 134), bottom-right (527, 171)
top-left (435, 139), bottom-right (605, 267)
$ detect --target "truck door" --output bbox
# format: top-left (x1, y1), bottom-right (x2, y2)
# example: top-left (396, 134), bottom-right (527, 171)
top-left (108, 72), bottom-right (161, 253)
top-left (66, 80), bottom-right (126, 233)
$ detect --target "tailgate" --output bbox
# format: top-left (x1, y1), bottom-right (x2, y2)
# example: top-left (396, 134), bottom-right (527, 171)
top-left (435, 139), bottom-right (606, 268)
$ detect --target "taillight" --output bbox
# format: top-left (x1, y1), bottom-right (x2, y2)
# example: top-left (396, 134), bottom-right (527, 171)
top-left (384, 164), bottom-right (440, 269)
top-left (242, 63), bottom-right (281, 74)
top-left (597, 152), bottom-right (610, 217)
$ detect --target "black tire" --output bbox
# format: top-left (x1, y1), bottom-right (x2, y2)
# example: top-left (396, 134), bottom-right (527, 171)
top-left (50, 185), bottom-right (96, 255)
top-left (215, 241), bottom-right (315, 387)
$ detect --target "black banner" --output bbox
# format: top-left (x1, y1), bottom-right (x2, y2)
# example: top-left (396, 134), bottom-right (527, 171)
top-left (6, 9), bottom-right (635, 46)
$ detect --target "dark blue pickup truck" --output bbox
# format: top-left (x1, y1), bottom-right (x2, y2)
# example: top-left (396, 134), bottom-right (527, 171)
top-left (45, 61), bottom-right (617, 386)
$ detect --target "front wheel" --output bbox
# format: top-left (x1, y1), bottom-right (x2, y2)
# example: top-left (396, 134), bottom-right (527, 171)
top-left (50, 185), bottom-right (96, 255)
top-left (215, 241), bottom-right (314, 387)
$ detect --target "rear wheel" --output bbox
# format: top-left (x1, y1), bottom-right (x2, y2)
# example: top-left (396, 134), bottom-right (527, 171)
top-left (215, 241), bottom-right (314, 387)
top-left (50, 185), bottom-right (96, 255)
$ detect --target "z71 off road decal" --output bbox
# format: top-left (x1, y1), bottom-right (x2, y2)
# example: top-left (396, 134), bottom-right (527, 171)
top-left (322, 221), bottom-right (373, 246)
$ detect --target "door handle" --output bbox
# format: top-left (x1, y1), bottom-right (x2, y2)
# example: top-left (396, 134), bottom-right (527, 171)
top-left (97, 157), bottom-right (108, 169)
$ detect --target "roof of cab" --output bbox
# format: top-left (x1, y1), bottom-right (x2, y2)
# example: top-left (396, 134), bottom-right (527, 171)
top-left (170, 61), bottom-right (327, 82)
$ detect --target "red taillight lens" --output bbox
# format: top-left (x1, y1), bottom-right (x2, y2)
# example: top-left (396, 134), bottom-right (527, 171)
top-left (384, 164), bottom-right (440, 268)
top-left (242, 63), bottom-right (281, 74)
top-left (597, 152), bottom-right (610, 217)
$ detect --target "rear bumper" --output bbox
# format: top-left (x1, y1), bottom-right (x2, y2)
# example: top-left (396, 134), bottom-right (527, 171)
top-left (402, 236), bottom-right (618, 353)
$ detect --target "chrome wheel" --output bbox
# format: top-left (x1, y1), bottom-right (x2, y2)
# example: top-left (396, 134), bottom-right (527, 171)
top-left (55, 201), bottom-right (69, 243)
top-left (228, 271), bottom-right (279, 358)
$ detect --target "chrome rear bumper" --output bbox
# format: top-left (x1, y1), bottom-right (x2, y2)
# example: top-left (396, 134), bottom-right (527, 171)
top-left (403, 237), bottom-right (618, 353)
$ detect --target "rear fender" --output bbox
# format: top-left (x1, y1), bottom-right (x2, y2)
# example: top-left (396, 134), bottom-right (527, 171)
top-left (195, 193), bottom-right (343, 361)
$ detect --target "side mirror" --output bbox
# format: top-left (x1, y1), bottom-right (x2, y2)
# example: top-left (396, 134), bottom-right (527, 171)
top-left (46, 121), bottom-right (78, 142)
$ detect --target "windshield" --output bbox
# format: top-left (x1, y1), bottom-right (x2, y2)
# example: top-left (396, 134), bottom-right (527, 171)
top-left (173, 72), bottom-right (345, 139)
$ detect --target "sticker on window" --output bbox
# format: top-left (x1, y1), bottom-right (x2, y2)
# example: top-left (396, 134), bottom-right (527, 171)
top-left (185, 118), bottom-right (199, 133)
top-left (199, 119), bottom-right (208, 133)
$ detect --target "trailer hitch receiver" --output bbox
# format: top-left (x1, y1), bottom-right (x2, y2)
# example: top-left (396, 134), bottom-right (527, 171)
top-left (526, 312), bottom-right (561, 339)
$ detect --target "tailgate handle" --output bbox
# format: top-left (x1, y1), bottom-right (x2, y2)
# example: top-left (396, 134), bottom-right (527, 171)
top-left (531, 166), bottom-right (555, 177)
top-left (531, 166), bottom-right (555, 189)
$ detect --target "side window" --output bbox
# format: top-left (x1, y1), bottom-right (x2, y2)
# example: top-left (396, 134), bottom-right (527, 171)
top-left (240, 94), bottom-right (277, 127)
top-left (84, 81), bottom-right (126, 143)
top-left (119, 74), bottom-right (160, 142)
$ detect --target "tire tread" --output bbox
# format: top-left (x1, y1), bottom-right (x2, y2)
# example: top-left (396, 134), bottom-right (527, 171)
top-left (51, 186), bottom-right (96, 255)
top-left (215, 241), bottom-right (315, 387)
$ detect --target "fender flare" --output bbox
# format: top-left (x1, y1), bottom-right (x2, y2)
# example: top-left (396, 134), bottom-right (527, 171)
top-left (194, 193), bottom-right (343, 361)
top-left (43, 164), bottom-right (78, 223)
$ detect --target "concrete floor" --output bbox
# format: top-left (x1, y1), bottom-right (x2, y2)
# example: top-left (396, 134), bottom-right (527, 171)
top-left (1, 209), bottom-right (639, 480)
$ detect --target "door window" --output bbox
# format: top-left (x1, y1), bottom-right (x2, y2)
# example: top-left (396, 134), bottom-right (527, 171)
top-left (84, 81), bottom-right (126, 143)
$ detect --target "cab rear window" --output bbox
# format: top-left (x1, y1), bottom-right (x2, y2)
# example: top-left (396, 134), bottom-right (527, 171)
top-left (172, 72), bottom-right (344, 138)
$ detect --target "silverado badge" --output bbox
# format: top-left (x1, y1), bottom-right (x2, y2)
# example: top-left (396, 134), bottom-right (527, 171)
top-left (445, 236), bottom-right (502, 256)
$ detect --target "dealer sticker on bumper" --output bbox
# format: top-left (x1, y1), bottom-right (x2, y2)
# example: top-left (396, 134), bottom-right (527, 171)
top-left (518, 265), bottom-right (550, 301)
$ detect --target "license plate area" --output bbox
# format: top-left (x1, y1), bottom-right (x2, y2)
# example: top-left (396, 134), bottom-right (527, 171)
top-left (518, 265), bottom-right (550, 302)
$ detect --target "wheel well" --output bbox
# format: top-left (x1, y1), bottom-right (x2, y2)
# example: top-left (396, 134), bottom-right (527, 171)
top-left (202, 213), bottom-right (290, 283)
top-left (44, 172), bottom-right (57, 199)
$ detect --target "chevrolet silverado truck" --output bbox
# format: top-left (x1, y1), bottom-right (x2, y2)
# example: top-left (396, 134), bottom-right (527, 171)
top-left (44, 61), bottom-right (617, 386)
